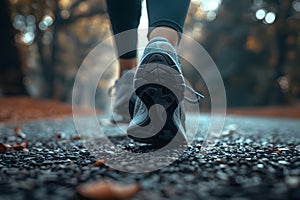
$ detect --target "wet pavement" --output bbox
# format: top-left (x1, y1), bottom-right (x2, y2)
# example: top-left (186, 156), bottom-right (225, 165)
top-left (0, 114), bottom-right (299, 200)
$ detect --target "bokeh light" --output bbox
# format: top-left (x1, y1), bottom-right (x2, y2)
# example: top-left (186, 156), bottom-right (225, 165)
top-left (201, 0), bottom-right (222, 11)
top-left (255, 9), bottom-right (266, 20)
top-left (39, 15), bottom-right (54, 31)
top-left (206, 11), bottom-right (217, 21)
top-left (265, 12), bottom-right (276, 24)
top-left (22, 32), bottom-right (35, 45)
top-left (292, 0), bottom-right (300, 12)
top-left (61, 9), bottom-right (71, 19)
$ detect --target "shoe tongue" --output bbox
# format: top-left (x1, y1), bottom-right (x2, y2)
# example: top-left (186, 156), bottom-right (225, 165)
top-left (148, 37), bottom-right (176, 55)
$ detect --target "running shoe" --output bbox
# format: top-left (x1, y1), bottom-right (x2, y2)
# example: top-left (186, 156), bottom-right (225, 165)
top-left (127, 37), bottom-right (203, 147)
top-left (103, 70), bottom-right (136, 125)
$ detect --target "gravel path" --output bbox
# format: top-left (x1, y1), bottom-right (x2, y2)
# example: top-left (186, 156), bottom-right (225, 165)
top-left (0, 114), bottom-right (299, 200)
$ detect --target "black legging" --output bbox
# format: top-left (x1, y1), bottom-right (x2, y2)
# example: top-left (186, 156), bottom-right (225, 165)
top-left (106, 0), bottom-right (190, 59)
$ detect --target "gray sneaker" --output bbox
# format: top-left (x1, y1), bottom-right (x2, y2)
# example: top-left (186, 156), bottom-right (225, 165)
top-left (127, 37), bottom-right (204, 147)
top-left (105, 70), bottom-right (136, 125)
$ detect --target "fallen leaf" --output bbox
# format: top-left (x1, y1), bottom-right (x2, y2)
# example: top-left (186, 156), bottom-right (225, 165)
top-left (71, 136), bottom-right (83, 140)
top-left (271, 149), bottom-right (282, 154)
top-left (14, 126), bottom-right (26, 138)
top-left (0, 143), bottom-right (7, 153)
top-left (0, 141), bottom-right (29, 152)
top-left (20, 141), bottom-right (29, 148)
top-left (13, 145), bottom-right (25, 150)
top-left (94, 159), bottom-right (106, 167)
top-left (14, 126), bottom-right (21, 133)
top-left (77, 181), bottom-right (141, 200)
top-left (12, 141), bottom-right (28, 150)
top-left (0, 143), bottom-right (13, 152)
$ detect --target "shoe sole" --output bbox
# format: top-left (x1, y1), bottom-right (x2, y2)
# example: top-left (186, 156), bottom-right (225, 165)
top-left (129, 53), bottom-right (185, 146)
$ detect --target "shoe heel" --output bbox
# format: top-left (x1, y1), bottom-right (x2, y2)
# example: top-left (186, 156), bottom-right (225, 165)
top-left (129, 52), bottom-right (186, 146)
top-left (134, 53), bottom-right (185, 102)
top-left (133, 84), bottom-right (181, 146)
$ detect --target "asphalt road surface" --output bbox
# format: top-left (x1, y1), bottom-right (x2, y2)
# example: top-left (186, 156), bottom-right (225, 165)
top-left (0, 114), bottom-right (299, 200)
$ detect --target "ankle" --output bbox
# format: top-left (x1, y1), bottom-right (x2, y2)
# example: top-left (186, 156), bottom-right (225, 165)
top-left (149, 26), bottom-right (179, 47)
top-left (119, 58), bottom-right (137, 78)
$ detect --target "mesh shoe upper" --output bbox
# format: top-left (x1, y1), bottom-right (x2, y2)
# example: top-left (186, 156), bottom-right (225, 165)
top-left (110, 70), bottom-right (136, 124)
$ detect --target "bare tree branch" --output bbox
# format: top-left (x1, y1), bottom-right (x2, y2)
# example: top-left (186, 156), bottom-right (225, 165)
top-left (69, 0), bottom-right (85, 12)
top-left (59, 9), bottom-right (106, 25)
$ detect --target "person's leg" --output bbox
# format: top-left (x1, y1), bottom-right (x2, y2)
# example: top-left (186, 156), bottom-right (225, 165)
top-left (128, 0), bottom-right (205, 146)
top-left (106, 0), bottom-right (141, 77)
top-left (147, 0), bottom-right (191, 47)
top-left (148, 27), bottom-right (179, 47)
top-left (103, 0), bottom-right (141, 124)
top-left (118, 58), bottom-right (137, 78)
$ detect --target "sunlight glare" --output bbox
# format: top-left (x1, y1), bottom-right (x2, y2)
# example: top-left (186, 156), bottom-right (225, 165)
top-left (22, 32), bottom-right (35, 45)
top-left (292, 1), bottom-right (300, 12)
top-left (201, 0), bottom-right (222, 11)
top-left (255, 9), bottom-right (266, 20)
top-left (265, 12), bottom-right (276, 24)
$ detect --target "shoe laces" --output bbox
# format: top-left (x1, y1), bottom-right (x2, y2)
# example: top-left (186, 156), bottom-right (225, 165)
top-left (184, 85), bottom-right (205, 104)
top-left (108, 80), bottom-right (118, 97)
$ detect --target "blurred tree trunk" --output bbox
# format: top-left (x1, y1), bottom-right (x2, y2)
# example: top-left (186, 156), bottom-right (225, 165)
top-left (37, 2), bottom-right (59, 98)
top-left (36, 1), bottom-right (105, 99)
top-left (268, 0), bottom-right (292, 104)
top-left (0, 0), bottom-right (28, 96)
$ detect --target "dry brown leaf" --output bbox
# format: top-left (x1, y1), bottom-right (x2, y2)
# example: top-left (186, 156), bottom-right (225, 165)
top-left (93, 159), bottom-right (106, 167)
top-left (12, 141), bottom-right (28, 150)
top-left (0, 141), bottom-right (29, 152)
top-left (77, 181), bottom-right (141, 200)
top-left (14, 126), bottom-right (21, 133)
top-left (0, 143), bottom-right (8, 153)
top-left (14, 126), bottom-right (26, 138)
top-left (20, 141), bottom-right (29, 148)
top-left (71, 136), bottom-right (83, 140)
top-left (271, 149), bottom-right (282, 154)
top-left (0, 143), bottom-right (13, 152)
top-left (12, 145), bottom-right (25, 150)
